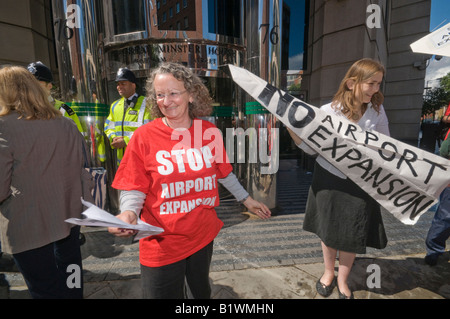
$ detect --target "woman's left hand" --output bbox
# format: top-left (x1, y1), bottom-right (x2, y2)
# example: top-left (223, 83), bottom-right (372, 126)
top-left (108, 210), bottom-right (139, 237)
top-left (242, 197), bottom-right (272, 219)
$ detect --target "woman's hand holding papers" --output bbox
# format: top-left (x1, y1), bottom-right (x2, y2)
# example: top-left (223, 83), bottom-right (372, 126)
top-left (108, 210), bottom-right (138, 237)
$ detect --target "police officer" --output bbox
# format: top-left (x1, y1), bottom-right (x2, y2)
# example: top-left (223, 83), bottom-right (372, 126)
top-left (104, 68), bottom-right (152, 166)
top-left (27, 61), bottom-right (83, 133)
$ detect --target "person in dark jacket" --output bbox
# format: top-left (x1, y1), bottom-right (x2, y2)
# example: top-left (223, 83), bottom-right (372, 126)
top-left (0, 65), bottom-right (93, 298)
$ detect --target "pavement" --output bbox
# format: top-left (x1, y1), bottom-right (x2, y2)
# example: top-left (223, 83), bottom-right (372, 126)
top-left (1, 159), bottom-right (449, 300)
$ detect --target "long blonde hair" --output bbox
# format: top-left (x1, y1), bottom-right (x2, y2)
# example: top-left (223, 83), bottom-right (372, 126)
top-left (146, 62), bottom-right (213, 118)
top-left (332, 58), bottom-right (385, 120)
top-left (0, 65), bottom-right (61, 120)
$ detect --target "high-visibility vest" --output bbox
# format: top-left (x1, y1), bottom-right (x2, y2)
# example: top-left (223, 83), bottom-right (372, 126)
top-left (54, 99), bottom-right (84, 134)
top-left (104, 96), bottom-right (152, 165)
top-left (94, 101), bottom-right (107, 163)
top-left (97, 132), bottom-right (106, 163)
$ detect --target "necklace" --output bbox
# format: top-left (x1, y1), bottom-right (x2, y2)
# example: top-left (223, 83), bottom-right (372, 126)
top-left (350, 104), bottom-right (367, 122)
top-left (164, 117), bottom-right (192, 129)
top-left (163, 117), bottom-right (171, 128)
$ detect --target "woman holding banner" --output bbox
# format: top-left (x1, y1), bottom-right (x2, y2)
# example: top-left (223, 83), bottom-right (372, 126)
top-left (288, 58), bottom-right (390, 299)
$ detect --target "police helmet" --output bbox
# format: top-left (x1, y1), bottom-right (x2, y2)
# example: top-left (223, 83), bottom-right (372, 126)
top-left (115, 68), bottom-right (136, 83)
top-left (27, 61), bottom-right (53, 83)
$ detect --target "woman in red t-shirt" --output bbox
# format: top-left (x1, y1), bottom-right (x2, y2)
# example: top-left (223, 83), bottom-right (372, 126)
top-left (443, 102), bottom-right (450, 141)
top-left (108, 62), bottom-right (271, 299)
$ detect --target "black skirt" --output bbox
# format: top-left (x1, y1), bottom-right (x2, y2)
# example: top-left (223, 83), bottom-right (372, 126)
top-left (303, 162), bottom-right (388, 254)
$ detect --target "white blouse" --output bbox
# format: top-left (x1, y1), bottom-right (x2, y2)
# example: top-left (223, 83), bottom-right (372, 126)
top-left (298, 102), bottom-right (390, 179)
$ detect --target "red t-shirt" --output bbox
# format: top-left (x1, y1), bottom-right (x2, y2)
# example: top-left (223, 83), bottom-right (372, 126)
top-left (112, 118), bottom-right (233, 267)
top-left (445, 103), bottom-right (450, 140)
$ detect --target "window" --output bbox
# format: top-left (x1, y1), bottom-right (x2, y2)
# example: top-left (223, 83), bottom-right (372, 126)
top-left (157, 0), bottom-right (196, 31)
top-left (112, 0), bottom-right (146, 35)
top-left (282, 0), bottom-right (308, 70)
top-left (207, 0), bottom-right (240, 38)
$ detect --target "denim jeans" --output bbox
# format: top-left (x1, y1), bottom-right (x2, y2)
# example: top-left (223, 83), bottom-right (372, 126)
top-left (425, 187), bottom-right (450, 256)
top-left (13, 226), bottom-right (83, 299)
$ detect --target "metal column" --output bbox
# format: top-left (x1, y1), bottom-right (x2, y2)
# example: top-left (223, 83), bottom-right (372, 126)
top-left (243, 0), bottom-right (281, 210)
top-left (51, 0), bottom-right (117, 212)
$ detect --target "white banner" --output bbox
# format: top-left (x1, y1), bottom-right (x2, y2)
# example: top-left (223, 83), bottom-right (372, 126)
top-left (228, 65), bottom-right (450, 225)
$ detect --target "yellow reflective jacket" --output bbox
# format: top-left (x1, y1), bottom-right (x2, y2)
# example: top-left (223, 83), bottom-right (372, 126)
top-left (104, 95), bottom-right (152, 164)
top-left (54, 99), bottom-right (84, 134)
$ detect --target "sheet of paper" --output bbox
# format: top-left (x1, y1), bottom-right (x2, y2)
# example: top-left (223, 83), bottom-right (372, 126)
top-left (65, 198), bottom-right (164, 240)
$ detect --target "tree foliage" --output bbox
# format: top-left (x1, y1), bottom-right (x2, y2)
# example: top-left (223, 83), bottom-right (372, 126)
top-left (287, 83), bottom-right (302, 92)
top-left (440, 72), bottom-right (450, 92)
top-left (422, 72), bottom-right (450, 116)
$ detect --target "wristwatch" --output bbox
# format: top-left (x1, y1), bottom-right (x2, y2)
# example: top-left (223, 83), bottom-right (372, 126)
top-left (239, 195), bottom-right (249, 203)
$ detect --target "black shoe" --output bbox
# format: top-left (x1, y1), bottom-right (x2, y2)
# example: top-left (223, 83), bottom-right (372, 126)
top-left (337, 286), bottom-right (354, 299)
top-left (424, 254), bottom-right (439, 266)
top-left (316, 276), bottom-right (336, 297)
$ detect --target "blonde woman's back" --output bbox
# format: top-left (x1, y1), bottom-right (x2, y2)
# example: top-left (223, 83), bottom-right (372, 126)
top-left (0, 112), bottom-right (92, 254)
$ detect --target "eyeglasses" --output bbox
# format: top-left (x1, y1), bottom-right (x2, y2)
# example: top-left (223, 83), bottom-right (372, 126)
top-left (155, 90), bottom-right (187, 100)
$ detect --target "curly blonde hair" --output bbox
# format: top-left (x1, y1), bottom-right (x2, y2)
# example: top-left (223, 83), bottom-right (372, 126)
top-left (145, 62), bottom-right (213, 119)
top-left (332, 58), bottom-right (385, 120)
top-left (0, 65), bottom-right (60, 120)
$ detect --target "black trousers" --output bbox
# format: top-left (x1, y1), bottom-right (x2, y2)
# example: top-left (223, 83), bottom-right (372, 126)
top-left (140, 241), bottom-right (214, 299)
top-left (13, 226), bottom-right (83, 299)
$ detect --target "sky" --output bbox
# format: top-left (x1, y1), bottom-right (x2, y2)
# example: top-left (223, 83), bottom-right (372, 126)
top-left (424, 0), bottom-right (450, 87)
top-left (285, 0), bottom-right (306, 70)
